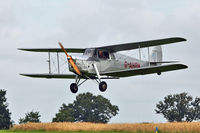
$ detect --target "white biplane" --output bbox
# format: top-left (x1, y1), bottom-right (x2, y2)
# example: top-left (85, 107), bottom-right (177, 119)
top-left (19, 37), bottom-right (188, 93)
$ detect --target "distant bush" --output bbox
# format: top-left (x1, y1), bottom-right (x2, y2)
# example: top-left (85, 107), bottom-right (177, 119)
top-left (19, 111), bottom-right (41, 124)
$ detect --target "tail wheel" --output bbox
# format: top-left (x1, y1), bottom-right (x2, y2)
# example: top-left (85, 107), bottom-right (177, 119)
top-left (99, 81), bottom-right (107, 92)
top-left (70, 83), bottom-right (78, 93)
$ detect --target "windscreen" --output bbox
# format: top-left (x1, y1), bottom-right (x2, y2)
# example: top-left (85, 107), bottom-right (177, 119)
top-left (83, 48), bottom-right (95, 57)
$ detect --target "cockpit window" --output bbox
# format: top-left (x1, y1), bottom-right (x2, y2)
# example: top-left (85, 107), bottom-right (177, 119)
top-left (83, 49), bottom-right (95, 57)
top-left (110, 53), bottom-right (115, 59)
top-left (98, 50), bottom-right (110, 59)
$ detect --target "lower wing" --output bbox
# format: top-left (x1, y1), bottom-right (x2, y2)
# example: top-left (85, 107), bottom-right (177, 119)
top-left (20, 64), bottom-right (187, 79)
top-left (20, 73), bottom-right (119, 79)
top-left (101, 64), bottom-right (188, 77)
top-left (20, 74), bottom-right (76, 79)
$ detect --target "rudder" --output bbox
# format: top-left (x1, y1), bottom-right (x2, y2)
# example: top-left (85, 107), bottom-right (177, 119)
top-left (151, 46), bottom-right (162, 65)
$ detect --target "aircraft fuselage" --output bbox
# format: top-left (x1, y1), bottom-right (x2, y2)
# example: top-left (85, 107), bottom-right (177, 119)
top-left (70, 52), bottom-right (149, 76)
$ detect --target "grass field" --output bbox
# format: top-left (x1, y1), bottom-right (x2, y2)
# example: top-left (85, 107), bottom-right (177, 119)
top-left (8, 122), bottom-right (200, 133)
top-left (0, 131), bottom-right (153, 133)
top-left (1, 131), bottom-right (144, 133)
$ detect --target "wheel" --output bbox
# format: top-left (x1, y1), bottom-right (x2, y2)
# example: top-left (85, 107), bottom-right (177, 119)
top-left (70, 83), bottom-right (78, 93)
top-left (99, 81), bottom-right (107, 92)
top-left (157, 71), bottom-right (161, 75)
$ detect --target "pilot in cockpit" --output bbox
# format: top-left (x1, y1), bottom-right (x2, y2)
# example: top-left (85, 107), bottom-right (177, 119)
top-left (98, 50), bottom-right (103, 58)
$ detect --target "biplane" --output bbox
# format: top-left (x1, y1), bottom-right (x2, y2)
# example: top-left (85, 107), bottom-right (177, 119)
top-left (19, 37), bottom-right (188, 93)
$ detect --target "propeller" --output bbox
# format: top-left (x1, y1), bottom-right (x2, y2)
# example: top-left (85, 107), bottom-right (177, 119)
top-left (58, 42), bottom-right (81, 76)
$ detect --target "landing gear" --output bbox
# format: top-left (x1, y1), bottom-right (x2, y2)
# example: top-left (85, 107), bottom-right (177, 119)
top-left (70, 81), bottom-right (108, 93)
top-left (92, 63), bottom-right (108, 92)
top-left (70, 83), bottom-right (78, 93)
top-left (69, 64), bottom-right (108, 93)
top-left (99, 81), bottom-right (107, 92)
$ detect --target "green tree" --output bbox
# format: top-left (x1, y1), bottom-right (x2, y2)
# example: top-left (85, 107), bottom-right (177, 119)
top-left (19, 111), bottom-right (41, 124)
top-left (52, 104), bottom-right (75, 122)
top-left (0, 89), bottom-right (12, 129)
top-left (155, 92), bottom-right (200, 122)
top-left (53, 92), bottom-right (119, 123)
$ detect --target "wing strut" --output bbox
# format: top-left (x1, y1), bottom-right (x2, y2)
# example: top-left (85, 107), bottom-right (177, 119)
top-left (138, 45), bottom-right (141, 60)
top-left (92, 64), bottom-right (101, 82)
top-left (148, 47), bottom-right (150, 67)
top-left (48, 51), bottom-right (51, 74)
top-left (57, 52), bottom-right (60, 74)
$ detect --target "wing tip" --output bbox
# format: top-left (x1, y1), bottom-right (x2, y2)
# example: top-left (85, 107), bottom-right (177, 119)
top-left (19, 73), bottom-right (31, 77)
top-left (174, 37), bottom-right (187, 42)
top-left (176, 64), bottom-right (188, 69)
top-left (183, 64), bottom-right (188, 69)
top-left (18, 48), bottom-right (26, 51)
top-left (18, 48), bottom-right (36, 52)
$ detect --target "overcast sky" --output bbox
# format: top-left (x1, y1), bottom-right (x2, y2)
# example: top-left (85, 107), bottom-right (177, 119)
top-left (0, 0), bottom-right (200, 124)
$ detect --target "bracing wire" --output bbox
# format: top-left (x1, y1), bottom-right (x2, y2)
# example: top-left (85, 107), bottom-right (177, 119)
top-left (126, 50), bottom-right (139, 58)
top-left (48, 53), bottom-right (69, 74)
top-left (117, 50), bottom-right (131, 60)
top-left (51, 54), bottom-right (58, 73)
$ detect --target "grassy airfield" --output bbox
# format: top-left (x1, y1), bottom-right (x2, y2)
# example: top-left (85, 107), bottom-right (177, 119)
top-left (1, 122), bottom-right (200, 133)
top-left (0, 131), bottom-right (191, 133)
top-left (1, 131), bottom-right (142, 133)
top-left (0, 131), bottom-right (159, 133)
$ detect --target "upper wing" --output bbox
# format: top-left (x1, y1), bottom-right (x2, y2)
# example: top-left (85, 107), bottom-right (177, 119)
top-left (101, 64), bottom-right (188, 77)
top-left (96, 37), bottom-right (186, 52)
top-left (18, 48), bottom-right (85, 53)
top-left (19, 37), bottom-right (186, 53)
top-left (20, 73), bottom-right (119, 79)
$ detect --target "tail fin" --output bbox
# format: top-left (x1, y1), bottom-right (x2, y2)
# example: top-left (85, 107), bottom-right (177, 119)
top-left (150, 46), bottom-right (162, 65)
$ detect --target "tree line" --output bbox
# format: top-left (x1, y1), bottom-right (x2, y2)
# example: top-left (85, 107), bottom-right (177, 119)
top-left (0, 90), bottom-right (119, 129)
top-left (1, 89), bottom-right (200, 130)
